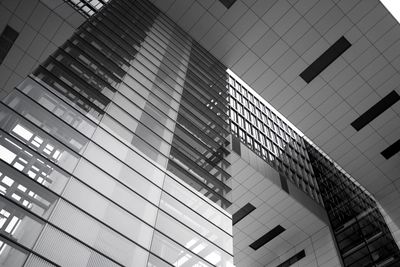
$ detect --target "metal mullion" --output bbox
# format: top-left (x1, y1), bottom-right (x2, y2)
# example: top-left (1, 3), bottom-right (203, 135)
top-left (184, 81), bottom-right (229, 121)
top-left (47, 55), bottom-right (112, 107)
top-left (181, 95), bottom-right (229, 132)
top-left (116, 0), bottom-right (229, 81)
top-left (77, 28), bottom-right (130, 70)
top-left (33, 67), bottom-right (105, 116)
top-left (180, 101), bottom-right (230, 139)
top-left (170, 147), bottom-right (230, 193)
top-left (63, 41), bottom-right (122, 85)
top-left (109, 1), bottom-right (230, 92)
top-left (173, 135), bottom-right (230, 177)
top-left (180, 105), bottom-right (230, 144)
top-left (53, 50), bottom-right (117, 94)
top-left (69, 35), bottom-right (125, 78)
top-left (168, 160), bottom-right (232, 207)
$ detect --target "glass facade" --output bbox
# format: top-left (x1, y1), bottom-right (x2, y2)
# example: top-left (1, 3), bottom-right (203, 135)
top-left (0, 0), bottom-right (233, 266)
top-left (306, 143), bottom-right (400, 267)
top-left (228, 75), bottom-right (400, 266)
top-left (228, 75), bottom-right (323, 204)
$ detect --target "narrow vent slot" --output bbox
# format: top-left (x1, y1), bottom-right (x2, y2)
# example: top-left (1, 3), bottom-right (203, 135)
top-left (232, 203), bottom-right (255, 225)
top-left (300, 36), bottom-right (351, 83)
top-left (381, 139), bottom-right (400, 159)
top-left (276, 250), bottom-right (306, 267)
top-left (351, 90), bottom-right (400, 131)
top-left (249, 225), bottom-right (285, 250)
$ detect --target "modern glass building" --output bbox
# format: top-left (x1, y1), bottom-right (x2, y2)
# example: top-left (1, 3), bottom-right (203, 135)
top-left (0, 0), bottom-right (233, 266)
top-left (1, 0), bottom-right (400, 266)
top-left (228, 75), bottom-right (400, 266)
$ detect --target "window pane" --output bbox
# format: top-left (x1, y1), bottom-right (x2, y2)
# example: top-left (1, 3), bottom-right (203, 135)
top-left (0, 196), bottom-right (45, 249)
top-left (63, 178), bottom-right (154, 248)
top-left (155, 211), bottom-right (233, 267)
top-left (73, 158), bottom-right (158, 224)
top-left (0, 236), bottom-right (28, 267)
top-left (91, 128), bottom-right (165, 186)
top-left (49, 199), bottom-right (148, 267)
top-left (150, 231), bottom-right (213, 267)
top-left (82, 142), bottom-right (162, 204)
top-left (163, 176), bottom-right (232, 234)
top-left (159, 193), bottom-right (232, 253)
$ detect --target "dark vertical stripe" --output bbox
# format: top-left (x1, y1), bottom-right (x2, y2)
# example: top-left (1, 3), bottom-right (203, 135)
top-left (351, 90), bottom-right (400, 131)
top-left (300, 36), bottom-right (351, 83)
top-left (276, 250), bottom-right (306, 267)
top-left (232, 203), bottom-right (255, 225)
top-left (0, 26), bottom-right (19, 64)
top-left (232, 135), bottom-right (241, 156)
top-left (249, 225), bottom-right (285, 250)
top-left (280, 174), bottom-right (289, 193)
top-left (381, 139), bottom-right (400, 159)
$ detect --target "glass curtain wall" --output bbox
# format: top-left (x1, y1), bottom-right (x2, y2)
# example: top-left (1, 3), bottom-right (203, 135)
top-left (0, 0), bottom-right (233, 266)
top-left (306, 143), bottom-right (400, 267)
top-left (228, 75), bottom-right (323, 204)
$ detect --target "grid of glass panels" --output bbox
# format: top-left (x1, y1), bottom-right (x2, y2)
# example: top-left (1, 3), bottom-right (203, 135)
top-left (66, 0), bottom-right (110, 17)
top-left (306, 143), bottom-right (400, 267)
top-left (228, 76), bottom-right (322, 204)
top-left (0, 0), bottom-right (233, 266)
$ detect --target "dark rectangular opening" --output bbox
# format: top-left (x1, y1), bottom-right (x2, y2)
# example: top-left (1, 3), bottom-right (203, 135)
top-left (219, 0), bottom-right (237, 9)
top-left (300, 36), bottom-right (351, 83)
top-left (276, 250), bottom-right (306, 267)
top-left (0, 25), bottom-right (19, 64)
top-left (250, 225), bottom-right (285, 250)
top-left (381, 139), bottom-right (400, 159)
top-left (351, 90), bottom-right (400, 131)
top-left (233, 203), bottom-right (255, 225)
top-left (280, 174), bottom-right (289, 193)
top-left (232, 135), bottom-right (241, 156)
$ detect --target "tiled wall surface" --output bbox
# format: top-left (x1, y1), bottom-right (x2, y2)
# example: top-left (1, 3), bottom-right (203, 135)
top-left (0, 0), bottom-right (85, 99)
top-left (264, 226), bottom-right (341, 267)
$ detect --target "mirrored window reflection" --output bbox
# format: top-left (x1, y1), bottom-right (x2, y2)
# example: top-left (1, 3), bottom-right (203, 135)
top-left (23, 254), bottom-right (56, 267)
top-left (99, 114), bottom-right (168, 166)
top-left (17, 77), bottom-right (97, 138)
top-left (50, 199), bottom-right (149, 267)
top-left (34, 224), bottom-right (122, 267)
top-left (33, 66), bottom-right (105, 121)
top-left (92, 127), bottom-right (166, 185)
top-left (0, 236), bottom-right (28, 267)
top-left (150, 231), bottom-right (213, 267)
top-left (163, 175), bottom-right (231, 233)
top-left (3, 91), bottom-right (89, 154)
top-left (159, 192), bottom-right (232, 253)
top-left (0, 106), bottom-right (80, 173)
top-left (155, 211), bottom-right (233, 267)
top-left (0, 132), bottom-right (71, 195)
top-left (105, 102), bottom-right (171, 157)
top-left (63, 178), bottom-right (154, 249)
top-left (73, 158), bottom-right (159, 220)
top-left (147, 254), bottom-right (172, 267)
top-left (0, 196), bottom-right (45, 249)
top-left (0, 161), bottom-right (58, 219)
top-left (82, 142), bottom-right (163, 203)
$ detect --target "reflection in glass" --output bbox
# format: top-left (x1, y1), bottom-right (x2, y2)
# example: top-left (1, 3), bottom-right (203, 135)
top-left (0, 236), bottom-right (28, 267)
top-left (151, 231), bottom-right (212, 267)
top-left (0, 106), bottom-right (80, 172)
top-left (0, 196), bottom-right (45, 249)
